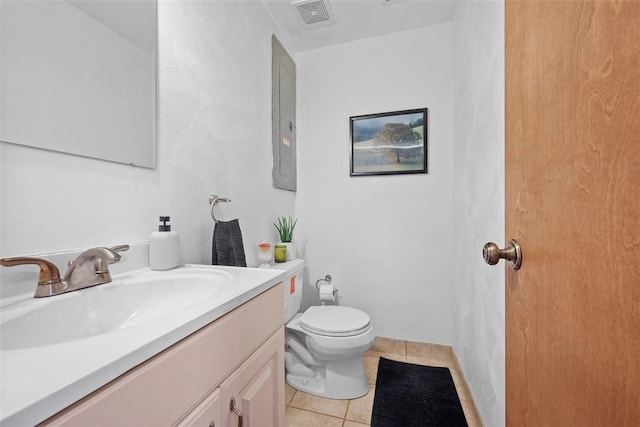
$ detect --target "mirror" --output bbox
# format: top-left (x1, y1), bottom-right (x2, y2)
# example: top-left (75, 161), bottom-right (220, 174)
top-left (0, 0), bottom-right (157, 168)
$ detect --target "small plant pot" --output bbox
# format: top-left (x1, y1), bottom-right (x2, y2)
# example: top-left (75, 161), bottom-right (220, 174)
top-left (274, 245), bottom-right (287, 263)
top-left (281, 242), bottom-right (297, 261)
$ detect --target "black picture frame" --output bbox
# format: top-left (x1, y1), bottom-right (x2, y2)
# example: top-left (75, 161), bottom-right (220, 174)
top-left (350, 108), bottom-right (428, 176)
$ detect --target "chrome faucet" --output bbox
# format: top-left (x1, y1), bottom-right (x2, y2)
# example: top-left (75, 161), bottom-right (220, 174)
top-left (63, 246), bottom-right (126, 290)
top-left (0, 245), bottom-right (129, 297)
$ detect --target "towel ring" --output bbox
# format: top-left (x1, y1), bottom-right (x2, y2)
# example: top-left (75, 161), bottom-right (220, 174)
top-left (209, 195), bottom-right (231, 223)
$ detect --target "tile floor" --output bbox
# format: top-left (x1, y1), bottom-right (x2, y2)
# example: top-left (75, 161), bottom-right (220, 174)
top-left (284, 337), bottom-right (484, 427)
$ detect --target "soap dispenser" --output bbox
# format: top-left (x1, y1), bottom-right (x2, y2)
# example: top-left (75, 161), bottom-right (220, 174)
top-left (149, 216), bottom-right (179, 270)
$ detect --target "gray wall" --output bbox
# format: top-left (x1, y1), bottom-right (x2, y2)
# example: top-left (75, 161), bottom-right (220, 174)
top-left (452, 2), bottom-right (505, 426)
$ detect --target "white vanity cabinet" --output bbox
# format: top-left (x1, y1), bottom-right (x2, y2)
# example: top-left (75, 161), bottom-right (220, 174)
top-left (177, 389), bottom-right (222, 427)
top-left (179, 331), bottom-right (284, 427)
top-left (219, 331), bottom-right (283, 427)
top-left (42, 283), bottom-right (284, 427)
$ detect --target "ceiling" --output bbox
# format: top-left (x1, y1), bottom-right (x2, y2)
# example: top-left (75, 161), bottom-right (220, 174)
top-left (261, 0), bottom-right (457, 52)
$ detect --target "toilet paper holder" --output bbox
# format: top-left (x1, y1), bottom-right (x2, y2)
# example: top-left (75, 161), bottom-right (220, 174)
top-left (315, 275), bottom-right (338, 295)
top-left (315, 275), bottom-right (332, 289)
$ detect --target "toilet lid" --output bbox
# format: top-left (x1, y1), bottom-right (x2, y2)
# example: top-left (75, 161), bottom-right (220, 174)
top-left (300, 306), bottom-right (371, 337)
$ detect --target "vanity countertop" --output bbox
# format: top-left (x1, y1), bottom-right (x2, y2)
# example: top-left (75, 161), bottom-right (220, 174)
top-left (0, 264), bottom-right (287, 426)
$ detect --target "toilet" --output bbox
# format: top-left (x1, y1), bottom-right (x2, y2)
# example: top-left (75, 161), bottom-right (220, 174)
top-left (272, 259), bottom-right (375, 399)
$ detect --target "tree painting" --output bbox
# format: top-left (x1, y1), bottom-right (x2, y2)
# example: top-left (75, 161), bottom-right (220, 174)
top-left (350, 109), bottom-right (427, 175)
top-left (373, 123), bottom-right (421, 164)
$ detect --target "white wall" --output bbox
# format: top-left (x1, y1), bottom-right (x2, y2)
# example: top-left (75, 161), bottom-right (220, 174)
top-left (452, 2), bottom-right (505, 426)
top-left (0, 2), bottom-right (295, 274)
top-left (296, 25), bottom-right (454, 344)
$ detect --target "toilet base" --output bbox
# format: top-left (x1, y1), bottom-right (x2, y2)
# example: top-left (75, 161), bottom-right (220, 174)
top-left (286, 356), bottom-right (369, 400)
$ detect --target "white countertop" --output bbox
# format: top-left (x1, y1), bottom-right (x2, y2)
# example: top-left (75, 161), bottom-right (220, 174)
top-left (0, 263), bottom-right (287, 426)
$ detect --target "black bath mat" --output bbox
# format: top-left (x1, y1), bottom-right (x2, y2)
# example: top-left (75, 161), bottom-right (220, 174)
top-left (371, 357), bottom-right (468, 427)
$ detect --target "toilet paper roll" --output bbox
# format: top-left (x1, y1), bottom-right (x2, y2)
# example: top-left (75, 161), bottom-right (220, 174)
top-left (318, 284), bottom-right (335, 302)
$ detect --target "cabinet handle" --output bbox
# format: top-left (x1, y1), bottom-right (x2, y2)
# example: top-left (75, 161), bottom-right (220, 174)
top-left (230, 397), bottom-right (243, 427)
top-left (208, 422), bottom-right (215, 427)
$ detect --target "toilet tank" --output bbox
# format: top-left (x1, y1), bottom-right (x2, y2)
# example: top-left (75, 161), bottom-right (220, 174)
top-left (268, 259), bottom-right (305, 323)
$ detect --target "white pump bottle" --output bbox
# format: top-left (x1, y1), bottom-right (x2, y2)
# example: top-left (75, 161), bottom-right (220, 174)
top-left (149, 216), bottom-right (179, 270)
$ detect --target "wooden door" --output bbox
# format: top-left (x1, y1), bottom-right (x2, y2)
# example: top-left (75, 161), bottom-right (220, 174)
top-left (505, 1), bottom-right (640, 425)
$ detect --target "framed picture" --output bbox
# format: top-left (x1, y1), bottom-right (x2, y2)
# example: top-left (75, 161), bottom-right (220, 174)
top-left (350, 108), bottom-right (428, 176)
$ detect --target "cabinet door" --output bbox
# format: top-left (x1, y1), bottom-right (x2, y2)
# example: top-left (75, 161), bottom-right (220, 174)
top-left (221, 328), bottom-right (284, 427)
top-left (177, 388), bottom-right (222, 427)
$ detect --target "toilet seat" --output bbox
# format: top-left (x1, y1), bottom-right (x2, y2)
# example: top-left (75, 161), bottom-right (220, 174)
top-left (300, 306), bottom-right (371, 337)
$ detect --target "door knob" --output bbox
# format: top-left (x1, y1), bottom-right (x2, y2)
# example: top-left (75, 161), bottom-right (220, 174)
top-left (483, 239), bottom-right (522, 270)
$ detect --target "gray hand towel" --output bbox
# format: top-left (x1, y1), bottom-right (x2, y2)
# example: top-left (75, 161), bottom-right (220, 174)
top-left (212, 219), bottom-right (247, 267)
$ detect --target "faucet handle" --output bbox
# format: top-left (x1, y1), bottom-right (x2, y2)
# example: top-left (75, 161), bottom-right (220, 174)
top-left (109, 244), bottom-right (130, 253)
top-left (81, 247), bottom-right (122, 265)
top-left (0, 257), bottom-right (69, 297)
top-left (0, 257), bottom-right (62, 286)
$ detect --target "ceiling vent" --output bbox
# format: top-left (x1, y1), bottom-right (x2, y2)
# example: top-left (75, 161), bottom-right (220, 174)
top-left (291, 0), bottom-right (335, 28)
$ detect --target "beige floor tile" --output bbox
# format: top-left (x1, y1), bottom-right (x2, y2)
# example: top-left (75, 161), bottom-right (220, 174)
top-left (363, 355), bottom-right (379, 385)
top-left (461, 399), bottom-right (484, 427)
top-left (453, 378), bottom-right (469, 401)
top-left (285, 407), bottom-right (344, 427)
top-left (375, 353), bottom-right (407, 363)
top-left (449, 356), bottom-right (484, 427)
top-left (366, 337), bottom-right (406, 358)
top-left (406, 341), bottom-right (452, 365)
top-left (449, 364), bottom-right (473, 402)
top-left (343, 420), bottom-right (370, 427)
top-left (290, 391), bottom-right (349, 418)
top-left (285, 383), bottom-right (297, 406)
top-left (406, 355), bottom-right (452, 368)
top-left (345, 385), bottom-right (375, 424)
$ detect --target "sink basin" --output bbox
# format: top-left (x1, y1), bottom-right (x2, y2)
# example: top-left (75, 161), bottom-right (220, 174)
top-left (0, 253), bottom-right (287, 427)
top-left (1, 268), bottom-right (229, 350)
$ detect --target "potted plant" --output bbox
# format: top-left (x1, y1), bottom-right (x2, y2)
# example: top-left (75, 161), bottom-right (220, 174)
top-left (274, 216), bottom-right (298, 261)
